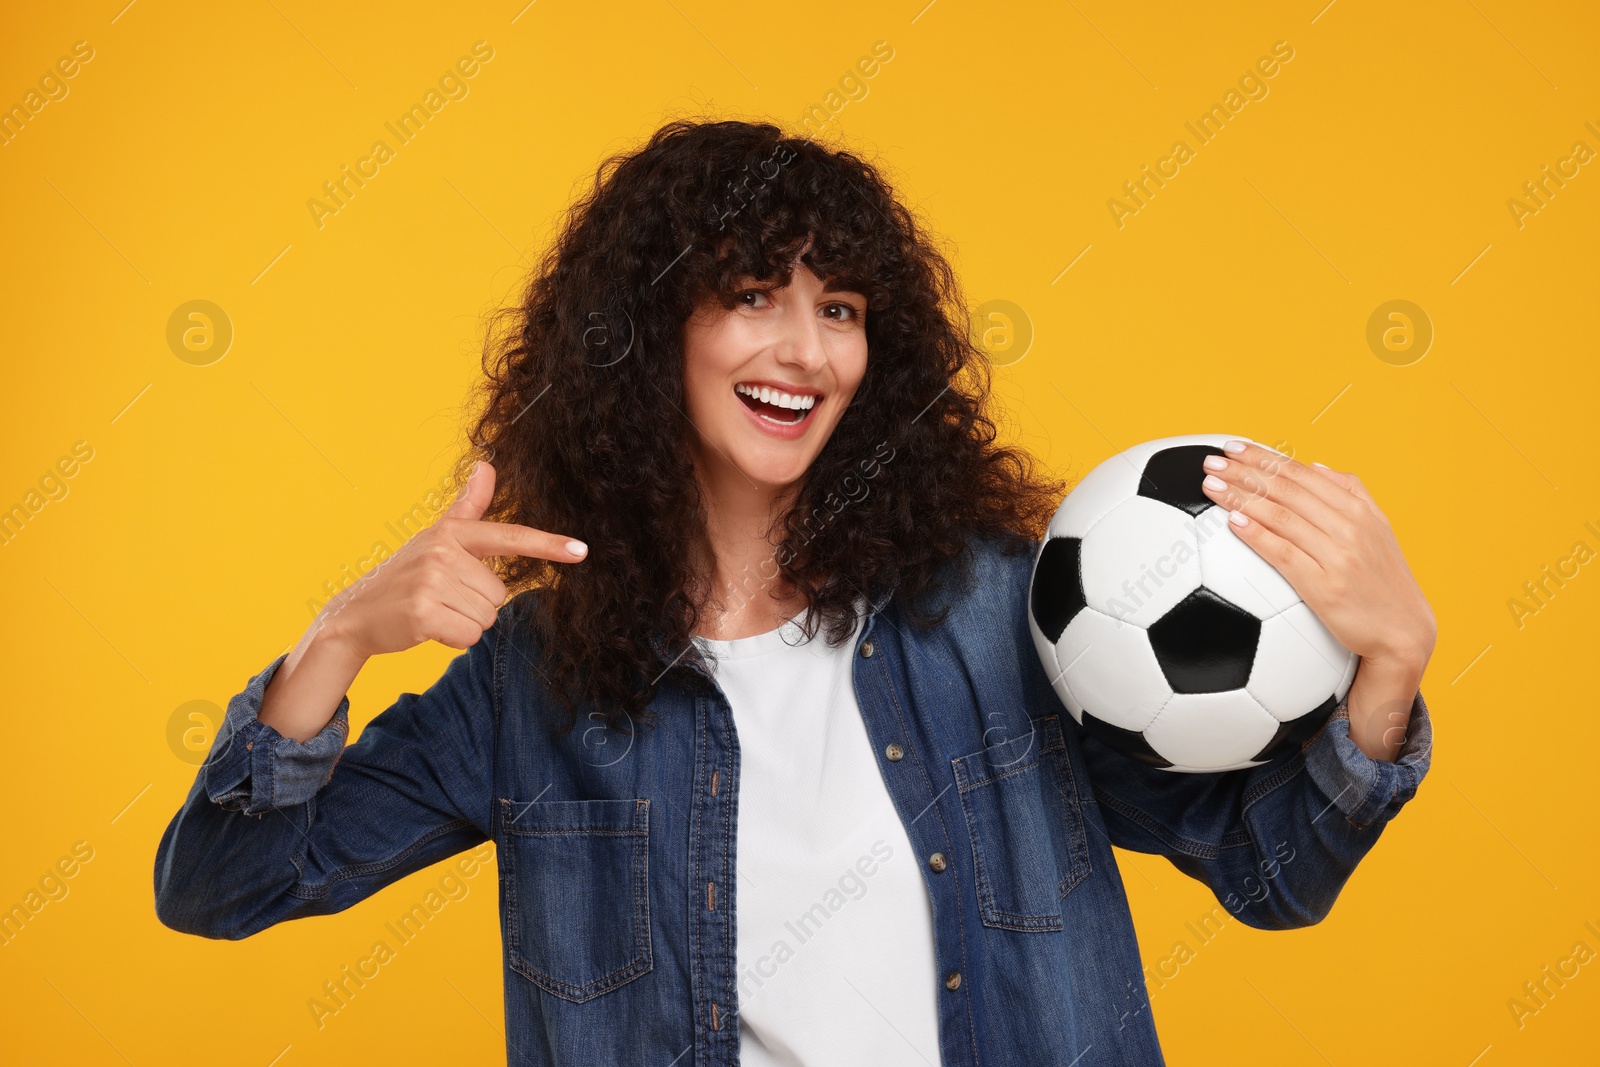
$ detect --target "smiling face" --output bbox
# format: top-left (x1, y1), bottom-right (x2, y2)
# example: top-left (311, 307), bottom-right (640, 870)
top-left (681, 244), bottom-right (869, 495)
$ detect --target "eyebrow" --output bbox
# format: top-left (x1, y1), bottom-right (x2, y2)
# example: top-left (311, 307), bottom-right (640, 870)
top-left (737, 268), bottom-right (865, 298)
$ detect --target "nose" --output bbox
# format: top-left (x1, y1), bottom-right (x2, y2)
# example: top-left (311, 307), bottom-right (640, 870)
top-left (773, 304), bottom-right (829, 375)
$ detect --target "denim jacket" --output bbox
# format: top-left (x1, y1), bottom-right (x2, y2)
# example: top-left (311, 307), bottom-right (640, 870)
top-left (153, 532), bottom-right (1432, 1066)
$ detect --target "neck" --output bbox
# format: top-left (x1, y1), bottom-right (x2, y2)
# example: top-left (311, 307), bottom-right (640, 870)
top-left (689, 449), bottom-right (805, 639)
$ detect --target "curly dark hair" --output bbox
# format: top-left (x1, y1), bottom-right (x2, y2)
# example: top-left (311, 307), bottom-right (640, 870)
top-left (462, 117), bottom-right (1065, 737)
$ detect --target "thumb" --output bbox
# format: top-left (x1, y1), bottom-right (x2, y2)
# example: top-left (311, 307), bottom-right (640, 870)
top-left (444, 460), bottom-right (495, 522)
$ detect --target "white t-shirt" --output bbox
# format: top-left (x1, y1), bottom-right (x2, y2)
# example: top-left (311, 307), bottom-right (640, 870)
top-left (693, 602), bottom-right (941, 1066)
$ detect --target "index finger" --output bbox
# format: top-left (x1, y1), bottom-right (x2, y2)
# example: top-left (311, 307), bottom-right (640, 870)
top-left (451, 518), bottom-right (588, 562)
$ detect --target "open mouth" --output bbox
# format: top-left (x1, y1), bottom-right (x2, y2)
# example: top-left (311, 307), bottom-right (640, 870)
top-left (734, 382), bottom-right (820, 426)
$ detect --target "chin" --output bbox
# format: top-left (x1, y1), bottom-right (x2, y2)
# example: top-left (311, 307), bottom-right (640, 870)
top-left (738, 455), bottom-right (812, 490)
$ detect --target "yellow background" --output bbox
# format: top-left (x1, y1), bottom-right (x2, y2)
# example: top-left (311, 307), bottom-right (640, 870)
top-left (2, 0), bottom-right (1596, 1063)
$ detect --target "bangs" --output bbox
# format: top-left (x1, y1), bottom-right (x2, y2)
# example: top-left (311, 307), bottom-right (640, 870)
top-left (678, 140), bottom-right (893, 311)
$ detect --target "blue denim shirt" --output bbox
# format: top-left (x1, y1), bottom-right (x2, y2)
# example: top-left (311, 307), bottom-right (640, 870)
top-left (153, 532), bottom-right (1432, 1066)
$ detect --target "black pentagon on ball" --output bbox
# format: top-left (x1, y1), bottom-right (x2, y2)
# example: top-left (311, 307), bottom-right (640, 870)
top-left (1251, 693), bottom-right (1338, 762)
top-left (1147, 587), bottom-right (1262, 693)
top-left (1079, 709), bottom-right (1173, 768)
top-left (1137, 444), bottom-right (1226, 518)
top-left (1031, 536), bottom-right (1087, 643)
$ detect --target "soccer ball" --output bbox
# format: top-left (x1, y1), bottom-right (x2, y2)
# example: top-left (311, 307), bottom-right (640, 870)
top-left (1028, 434), bottom-right (1357, 773)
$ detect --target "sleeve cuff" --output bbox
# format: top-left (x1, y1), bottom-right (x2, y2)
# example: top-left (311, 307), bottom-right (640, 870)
top-left (1302, 687), bottom-right (1432, 831)
top-left (201, 652), bottom-right (351, 816)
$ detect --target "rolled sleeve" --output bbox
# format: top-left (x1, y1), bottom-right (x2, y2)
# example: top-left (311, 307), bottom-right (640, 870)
top-left (1303, 687), bottom-right (1432, 831)
top-left (201, 652), bottom-right (351, 816)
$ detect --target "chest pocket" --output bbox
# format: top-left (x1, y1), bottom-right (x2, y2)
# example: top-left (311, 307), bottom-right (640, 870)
top-left (498, 797), bottom-right (652, 1002)
top-left (951, 714), bottom-right (1091, 931)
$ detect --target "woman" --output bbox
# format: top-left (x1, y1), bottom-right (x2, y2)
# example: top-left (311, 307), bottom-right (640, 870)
top-left (153, 119), bottom-right (1436, 1066)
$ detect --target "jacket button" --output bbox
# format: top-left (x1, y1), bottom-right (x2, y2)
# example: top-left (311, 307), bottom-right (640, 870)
top-left (945, 971), bottom-right (962, 991)
top-left (885, 742), bottom-right (904, 762)
top-left (928, 852), bottom-right (947, 873)
top-left (860, 640), bottom-right (874, 658)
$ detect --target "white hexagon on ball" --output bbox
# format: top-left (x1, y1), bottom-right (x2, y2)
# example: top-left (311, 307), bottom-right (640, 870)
top-left (1195, 504), bottom-right (1300, 620)
top-left (1080, 496), bottom-right (1202, 629)
top-left (1247, 603), bottom-right (1358, 721)
top-left (1057, 609), bottom-right (1172, 733)
top-left (1144, 690), bottom-right (1280, 771)
top-left (1047, 455), bottom-right (1143, 540)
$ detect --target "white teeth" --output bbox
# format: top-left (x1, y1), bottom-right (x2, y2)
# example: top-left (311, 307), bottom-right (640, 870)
top-left (736, 383), bottom-right (817, 410)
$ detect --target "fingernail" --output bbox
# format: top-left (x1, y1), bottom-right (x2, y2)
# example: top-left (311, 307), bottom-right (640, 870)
top-left (1204, 474), bottom-right (1227, 491)
top-left (566, 540), bottom-right (588, 557)
top-left (1202, 455), bottom-right (1227, 472)
top-left (1228, 510), bottom-right (1249, 527)
top-left (1222, 440), bottom-right (1248, 454)
top-left (1311, 461), bottom-right (1330, 469)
